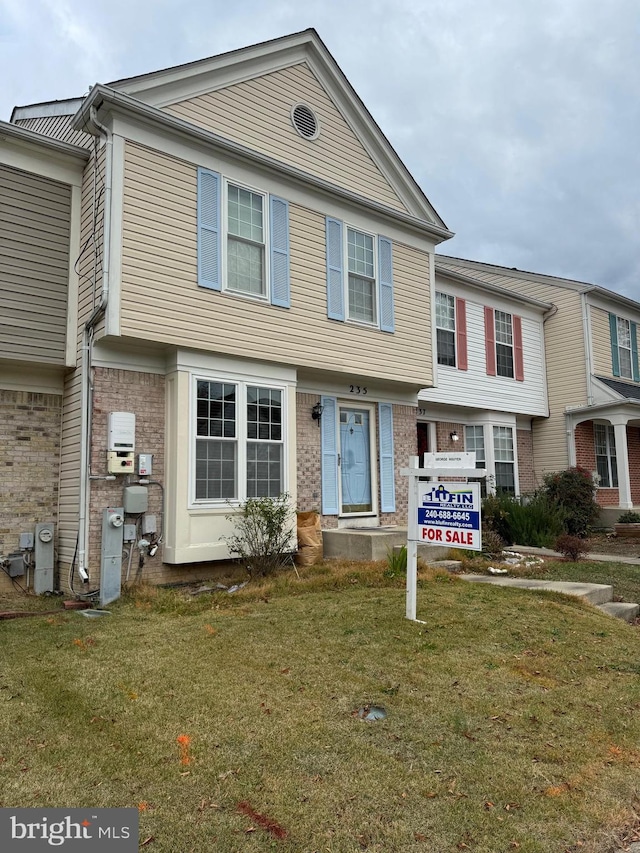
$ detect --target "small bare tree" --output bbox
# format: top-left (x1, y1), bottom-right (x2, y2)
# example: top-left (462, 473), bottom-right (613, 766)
top-left (224, 494), bottom-right (295, 577)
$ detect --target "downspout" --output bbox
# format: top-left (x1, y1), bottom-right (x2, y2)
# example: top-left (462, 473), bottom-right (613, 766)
top-left (77, 106), bottom-right (113, 581)
top-left (580, 291), bottom-right (594, 407)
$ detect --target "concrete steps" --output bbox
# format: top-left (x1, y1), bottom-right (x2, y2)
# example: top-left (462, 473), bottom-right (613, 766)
top-left (459, 573), bottom-right (639, 621)
top-left (322, 526), bottom-right (449, 562)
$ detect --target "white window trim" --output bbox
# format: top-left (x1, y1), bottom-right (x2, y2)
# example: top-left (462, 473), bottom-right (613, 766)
top-left (344, 224), bottom-right (378, 328)
top-left (435, 291), bottom-right (457, 367)
top-left (222, 178), bottom-right (270, 302)
top-left (337, 399), bottom-right (379, 517)
top-left (464, 422), bottom-right (519, 497)
top-left (494, 310), bottom-right (515, 379)
top-left (189, 372), bottom-right (288, 508)
top-left (594, 422), bottom-right (618, 489)
top-left (616, 317), bottom-right (633, 380)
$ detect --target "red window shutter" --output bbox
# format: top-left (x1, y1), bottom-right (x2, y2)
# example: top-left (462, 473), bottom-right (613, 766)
top-left (484, 306), bottom-right (496, 375)
top-left (513, 315), bottom-right (524, 381)
top-left (455, 298), bottom-right (468, 370)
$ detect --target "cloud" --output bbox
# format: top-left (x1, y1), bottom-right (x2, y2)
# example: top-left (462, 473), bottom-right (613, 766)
top-left (1, 0), bottom-right (638, 298)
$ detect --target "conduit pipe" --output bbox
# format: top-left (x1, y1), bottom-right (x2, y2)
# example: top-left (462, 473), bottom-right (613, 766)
top-left (77, 106), bottom-right (113, 581)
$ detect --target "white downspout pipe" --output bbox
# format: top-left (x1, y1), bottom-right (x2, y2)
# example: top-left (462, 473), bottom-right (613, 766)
top-left (77, 106), bottom-right (113, 581)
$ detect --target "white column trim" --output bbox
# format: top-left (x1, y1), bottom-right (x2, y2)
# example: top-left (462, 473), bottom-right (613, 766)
top-left (610, 417), bottom-right (632, 508)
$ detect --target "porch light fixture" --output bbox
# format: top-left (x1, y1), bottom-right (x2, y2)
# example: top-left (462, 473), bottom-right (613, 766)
top-left (311, 401), bottom-right (324, 425)
top-left (450, 431), bottom-right (459, 442)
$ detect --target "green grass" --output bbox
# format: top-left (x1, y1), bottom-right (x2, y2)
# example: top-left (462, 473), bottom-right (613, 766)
top-left (2, 561), bottom-right (640, 852)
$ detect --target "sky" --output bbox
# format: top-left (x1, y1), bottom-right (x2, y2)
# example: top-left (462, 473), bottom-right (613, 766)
top-left (2, 0), bottom-right (639, 299)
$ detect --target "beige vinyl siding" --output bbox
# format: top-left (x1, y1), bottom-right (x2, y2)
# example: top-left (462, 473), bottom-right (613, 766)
top-left (14, 116), bottom-right (93, 149)
top-left (0, 164), bottom-right (71, 364)
top-left (120, 142), bottom-right (432, 387)
top-left (75, 147), bottom-right (106, 342)
top-left (165, 63), bottom-right (408, 213)
top-left (590, 305), bottom-right (617, 378)
top-left (57, 369), bottom-right (82, 569)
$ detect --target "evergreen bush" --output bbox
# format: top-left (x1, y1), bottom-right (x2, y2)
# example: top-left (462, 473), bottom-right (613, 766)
top-left (540, 467), bottom-right (599, 537)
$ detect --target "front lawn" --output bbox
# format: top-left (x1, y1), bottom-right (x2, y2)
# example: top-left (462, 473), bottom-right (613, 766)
top-left (2, 562), bottom-right (640, 852)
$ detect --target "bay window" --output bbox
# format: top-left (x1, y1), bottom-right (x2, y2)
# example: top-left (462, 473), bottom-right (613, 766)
top-left (195, 379), bottom-right (284, 502)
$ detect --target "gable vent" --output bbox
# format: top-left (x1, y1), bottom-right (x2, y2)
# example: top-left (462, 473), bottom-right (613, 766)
top-left (291, 103), bottom-right (319, 140)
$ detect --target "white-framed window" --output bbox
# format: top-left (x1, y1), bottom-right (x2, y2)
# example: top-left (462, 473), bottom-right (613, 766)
top-left (493, 425), bottom-right (515, 494)
top-left (465, 424), bottom-right (486, 497)
top-left (347, 226), bottom-right (377, 324)
top-left (194, 378), bottom-right (285, 502)
top-left (616, 317), bottom-right (633, 380)
top-left (436, 292), bottom-right (456, 366)
top-left (594, 423), bottom-right (618, 488)
top-left (495, 311), bottom-right (514, 378)
top-left (225, 181), bottom-right (267, 298)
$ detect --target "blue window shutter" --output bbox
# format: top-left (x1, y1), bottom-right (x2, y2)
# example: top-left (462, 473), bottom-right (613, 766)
top-left (270, 196), bottom-right (290, 308)
top-left (632, 322), bottom-right (640, 382)
top-left (197, 168), bottom-right (221, 291)
top-left (609, 313), bottom-right (620, 377)
top-left (326, 217), bottom-right (344, 321)
top-left (378, 403), bottom-right (396, 513)
top-left (321, 396), bottom-right (339, 515)
top-left (378, 237), bottom-right (394, 333)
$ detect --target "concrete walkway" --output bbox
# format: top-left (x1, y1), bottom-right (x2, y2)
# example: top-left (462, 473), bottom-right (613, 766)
top-left (460, 571), bottom-right (640, 622)
top-left (512, 544), bottom-right (640, 566)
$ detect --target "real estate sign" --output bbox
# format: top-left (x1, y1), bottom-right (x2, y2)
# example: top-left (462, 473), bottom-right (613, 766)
top-left (411, 481), bottom-right (482, 551)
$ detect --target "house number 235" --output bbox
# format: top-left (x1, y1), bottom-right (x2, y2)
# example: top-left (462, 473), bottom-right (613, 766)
top-left (349, 385), bottom-right (368, 395)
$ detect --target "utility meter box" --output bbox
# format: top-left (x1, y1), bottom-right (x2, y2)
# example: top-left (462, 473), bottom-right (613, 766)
top-left (108, 412), bottom-right (136, 452)
top-left (123, 485), bottom-right (149, 514)
top-left (107, 451), bottom-right (135, 474)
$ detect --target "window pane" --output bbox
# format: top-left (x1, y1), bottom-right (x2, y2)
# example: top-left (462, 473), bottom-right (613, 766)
top-left (465, 425), bottom-right (485, 463)
top-left (347, 228), bottom-right (374, 278)
top-left (195, 439), bottom-right (237, 500)
top-left (246, 443), bottom-right (282, 497)
top-left (196, 382), bottom-right (236, 438)
top-left (247, 385), bottom-right (283, 441)
top-left (435, 292), bottom-right (455, 331)
top-left (495, 462), bottom-right (515, 494)
top-left (228, 185), bottom-right (263, 243)
top-left (436, 328), bottom-right (456, 366)
top-left (227, 237), bottom-right (264, 295)
top-left (496, 343), bottom-right (514, 378)
top-left (493, 426), bottom-right (514, 461)
top-left (495, 311), bottom-right (513, 345)
top-left (348, 274), bottom-right (375, 323)
top-left (619, 348), bottom-right (632, 380)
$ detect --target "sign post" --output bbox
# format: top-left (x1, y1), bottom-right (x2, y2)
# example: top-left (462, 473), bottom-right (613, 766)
top-left (401, 454), bottom-right (485, 622)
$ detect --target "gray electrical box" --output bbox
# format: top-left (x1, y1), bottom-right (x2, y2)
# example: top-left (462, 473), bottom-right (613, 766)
top-left (142, 514), bottom-right (157, 535)
top-left (7, 553), bottom-right (24, 577)
top-left (123, 524), bottom-right (137, 542)
top-left (123, 486), bottom-right (148, 515)
top-left (34, 522), bottom-right (55, 594)
top-left (100, 507), bottom-right (124, 607)
top-left (19, 532), bottom-right (34, 550)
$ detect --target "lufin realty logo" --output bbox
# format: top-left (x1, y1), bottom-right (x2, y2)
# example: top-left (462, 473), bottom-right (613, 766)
top-left (422, 484), bottom-right (474, 505)
top-left (1, 808), bottom-right (137, 851)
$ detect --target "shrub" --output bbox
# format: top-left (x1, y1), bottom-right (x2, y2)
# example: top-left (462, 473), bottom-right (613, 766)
top-left (481, 528), bottom-right (506, 559)
top-left (481, 491), bottom-right (565, 548)
top-left (555, 534), bottom-right (590, 561)
top-left (224, 494), bottom-right (295, 577)
top-left (617, 510), bottom-right (640, 524)
top-left (540, 467), bottom-right (599, 537)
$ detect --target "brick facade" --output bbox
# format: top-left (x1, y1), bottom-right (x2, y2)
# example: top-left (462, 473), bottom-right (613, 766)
top-left (574, 419), bottom-right (629, 508)
top-left (295, 393), bottom-right (416, 528)
top-left (0, 390), bottom-right (61, 592)
top-left (86, 368), bottom-right (167, 586)
top-left (435, 421), bottom-right (465, 452)
top-left (516, 429), bottom-right (535, 494)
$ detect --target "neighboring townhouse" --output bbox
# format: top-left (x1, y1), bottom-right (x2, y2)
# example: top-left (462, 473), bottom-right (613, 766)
top-left (8, 30), bottom-right (453, 589)
top-left (436, 255), bottom-right (640, 520)
top-left (418, 262), bottom-right (550, 496)
top-left (0, 121), bottom-right (87, 591)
